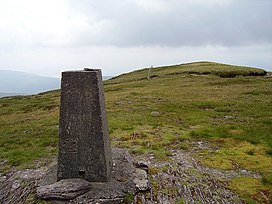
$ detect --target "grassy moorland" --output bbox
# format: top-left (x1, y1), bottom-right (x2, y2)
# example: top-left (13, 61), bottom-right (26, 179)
top-left (0, 61), bottom-right (271, 202)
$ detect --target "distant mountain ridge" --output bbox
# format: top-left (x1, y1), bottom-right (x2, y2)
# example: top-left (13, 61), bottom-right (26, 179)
top-left (0, 70), bottom-right (60, 97)
top-left (0, 70), bottom-right (113, 97)
top-left (0, 92), bottom-right (23, 97)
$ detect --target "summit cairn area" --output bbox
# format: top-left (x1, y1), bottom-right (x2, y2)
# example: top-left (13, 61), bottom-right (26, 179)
top-left (36, 69), bottom-right (149, 203)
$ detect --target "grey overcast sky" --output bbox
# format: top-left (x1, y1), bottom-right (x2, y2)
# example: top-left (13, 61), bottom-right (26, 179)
top-left (0, 0), bottom-right (271, 77)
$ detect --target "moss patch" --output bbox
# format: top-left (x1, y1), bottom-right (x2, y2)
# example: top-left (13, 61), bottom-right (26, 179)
top-left (196, 139), bottom-right (272, 174)
top-left (228, 176), bottom-right (272, 203)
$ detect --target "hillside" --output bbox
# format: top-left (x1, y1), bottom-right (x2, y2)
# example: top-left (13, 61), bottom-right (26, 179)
top-left (0, 62), bottom-right (271, 203)
top-left (0, 70), bottom-right (60, 96)
top-left (109, 61), bottom-right (267, 83)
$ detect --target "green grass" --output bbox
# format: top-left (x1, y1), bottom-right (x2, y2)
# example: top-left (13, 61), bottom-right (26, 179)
top-left (0, 61), bottom-right (271, 202)
top-left (105, 63), bottom-right (271, 154)
top-left (0, 91), bottom-right (59, 170)
top-left (1, 61), bottom-right (271, 167)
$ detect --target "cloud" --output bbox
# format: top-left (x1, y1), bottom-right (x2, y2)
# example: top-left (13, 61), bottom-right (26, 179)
top-left (0, 0), bottom-right (271, 76)
top-left (0, 0), bottom-right (72, 47)
top-left (66, 0), bottom-right (272, 47)
top-left (1, 0), bottom-right (271, 48)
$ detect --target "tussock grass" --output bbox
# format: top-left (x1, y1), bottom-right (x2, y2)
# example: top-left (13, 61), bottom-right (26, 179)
top-left (0, 61), bottom-right (271, 201)
top-left (1, 62), bottom-right (271, 168)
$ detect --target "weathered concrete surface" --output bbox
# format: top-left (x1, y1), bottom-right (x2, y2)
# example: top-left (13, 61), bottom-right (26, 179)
top-left (37, 148), bottom-right (149, 203)
top-left (57, 69), bottom-right (112, 182)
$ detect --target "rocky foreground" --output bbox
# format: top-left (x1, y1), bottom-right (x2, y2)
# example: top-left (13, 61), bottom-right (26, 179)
top-left (0, 141), bottom-right (262, 204)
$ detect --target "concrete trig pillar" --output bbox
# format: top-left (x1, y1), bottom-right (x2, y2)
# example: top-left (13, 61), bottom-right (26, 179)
top-left (57, 69), bottom-right (112, 182)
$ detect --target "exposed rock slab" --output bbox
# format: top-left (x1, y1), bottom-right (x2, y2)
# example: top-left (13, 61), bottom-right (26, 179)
top-left (36, 148), bottom-right (149, 203)
top-left (37, 179), bottom-right (91, 200)
top-left (0, 166), bottom-right (50, 204)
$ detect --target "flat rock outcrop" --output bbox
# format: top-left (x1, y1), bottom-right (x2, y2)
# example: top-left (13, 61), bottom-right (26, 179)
top-left (36, 148), bottom-right (149, 203)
